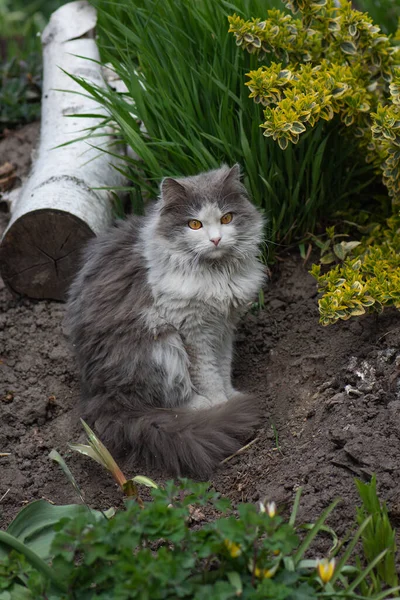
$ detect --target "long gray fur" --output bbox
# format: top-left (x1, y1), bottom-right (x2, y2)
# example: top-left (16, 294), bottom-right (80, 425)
top-left (65, 165), bottom-right (266, 479)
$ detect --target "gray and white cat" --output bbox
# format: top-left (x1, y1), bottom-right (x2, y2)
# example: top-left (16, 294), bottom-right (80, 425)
top-left (65, 165), bottom-right (266, 479)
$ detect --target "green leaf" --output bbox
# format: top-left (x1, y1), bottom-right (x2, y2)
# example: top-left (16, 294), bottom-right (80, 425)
top-left (348, 24), bottom-right (357, 36)
top-left (76, 419), bottom-right (128, 488)
top-left (132, 475), bottom-right (159, 489)
top-left (331, 86), bottom-right (347, 98)
top-left (320, 252), bottom-right (336, 264)
top-left (341, 241), bottom-right (362, 252)
top-left (330, 516), bottom-right (372, 585)
top-left (340, 41), bottom-right (357, 55)
top-left (290, 122), bottom-right (306, 134)
top-left (49, 449), bottom-right (86, 504)
top-left (226, 572), bottom-right (242, 596)
top-left (311, 133), bottom-right (329, 199)
top-left (278, 136), bottom-right (289, 150)
top-left (293, 499), bottom-right (340, 565)
top-left (299, 523), bottom-right (339, 552)
top-left (333, 243), bottom-right (346, 261)
top-left (0, 584), bottom-right (32, 600)
top-left (289, 487), bottom-right (303, 526)
top-left (0, 500), bottom-right (110, 560)
top-left (347, 549), bottom-right (389, 592)
top-left (355, 475), bottom-right (399, 588)
top-left (68, 443), bottom-right (104, 466)
top-left (333, 241), bottom-right (361, 260)
top-left (327, 19), bottom-right (340, 32)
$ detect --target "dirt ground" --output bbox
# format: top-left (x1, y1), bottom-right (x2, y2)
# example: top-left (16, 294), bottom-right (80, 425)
top-left (1, 123), bottom-right (400, 557)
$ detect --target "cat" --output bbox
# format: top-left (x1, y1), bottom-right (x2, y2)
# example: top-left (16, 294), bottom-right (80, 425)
top-left (65, 164), bottom-right (266, 479)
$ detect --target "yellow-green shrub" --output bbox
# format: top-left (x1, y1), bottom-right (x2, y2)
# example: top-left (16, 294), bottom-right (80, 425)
top-left (229, 0), bottom-right (400, 325)
top-left (310, 214), bottom-right (400, 325)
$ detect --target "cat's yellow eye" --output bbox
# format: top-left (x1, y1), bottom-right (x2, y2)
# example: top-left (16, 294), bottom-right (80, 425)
top-left (221, 212), bottom-right (233, 225)
top-left (188, 219), bottom-right (202, 230)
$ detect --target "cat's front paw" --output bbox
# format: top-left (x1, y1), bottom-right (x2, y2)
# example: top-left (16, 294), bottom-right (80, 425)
top-left (226, 387), bottom-right (240, 400)
top-left (228, 390), bottom-right (250, 402)
top-left (189, 392), bottom-right (229, 410)
top-left (189, 394), bottom-right (212, 410)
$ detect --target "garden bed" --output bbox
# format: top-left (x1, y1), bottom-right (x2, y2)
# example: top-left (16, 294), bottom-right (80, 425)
top-left (1, 123), bottom-right (400, 553)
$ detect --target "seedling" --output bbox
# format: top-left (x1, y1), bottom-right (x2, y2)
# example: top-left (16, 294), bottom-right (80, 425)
top-left (68, 419), bottom-right (158, 504)
top-left (310, 226), bottom-right (361, 265)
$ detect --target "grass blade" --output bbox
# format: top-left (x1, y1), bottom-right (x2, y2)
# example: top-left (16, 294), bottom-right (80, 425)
top-left (293, 498), bottom-right (341, 565)
top-left (49, 449), bottom-right (86, 505)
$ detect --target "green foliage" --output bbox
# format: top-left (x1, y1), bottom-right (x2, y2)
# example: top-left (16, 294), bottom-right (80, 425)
top-left (55, 419), bottom-right (159, 503)
top-left (309, 225), bottom-right (361, 265)
top-left (230, 0), bottom-right (400, 324)
top-left (310, 213), bottom-right (400, 325)
top-left (1, 481), bottom-right (399, 599)
top-left (355, 475), bottom-right (399, 594)
top-left (0, 501), bottom-right (114, 598)
top-left (371, 68), bottom-right (400, 204)
top-left (0, 0), bottom-right (64, 133)
top-left (0, 56), bottom-right (42, 130)
top-left (77, 0), bottom-right (376, 245)
top-left (0, 500), bottom-right (114, 562)
top-left (0, 0), bottom-right (64, 132)
top-left (0, 552), bottom-right (36, 599)
top-left (229, 0), bottom-right (398, 160)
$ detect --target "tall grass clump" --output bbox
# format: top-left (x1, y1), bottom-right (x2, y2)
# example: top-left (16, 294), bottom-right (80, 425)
top-left (77, 0), bottom-right (378, 246)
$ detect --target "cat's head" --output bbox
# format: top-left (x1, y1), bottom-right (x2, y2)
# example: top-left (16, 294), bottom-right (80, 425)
top-left (156, 165), bottom-right (264, 262)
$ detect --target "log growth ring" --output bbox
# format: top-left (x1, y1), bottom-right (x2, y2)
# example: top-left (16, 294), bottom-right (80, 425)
top-left (0, 209), bottom-right (94, 301)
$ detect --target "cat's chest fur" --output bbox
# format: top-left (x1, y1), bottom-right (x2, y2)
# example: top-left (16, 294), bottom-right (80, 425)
top-left (147, 257), bottom-right (264, 327)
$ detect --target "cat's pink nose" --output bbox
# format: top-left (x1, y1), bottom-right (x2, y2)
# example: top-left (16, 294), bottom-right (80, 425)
top-left (210, 237), bottom-right (221, 247)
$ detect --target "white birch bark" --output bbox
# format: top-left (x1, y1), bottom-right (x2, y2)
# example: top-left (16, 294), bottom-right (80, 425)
top-left (0, 0), bottom-right (127, 300)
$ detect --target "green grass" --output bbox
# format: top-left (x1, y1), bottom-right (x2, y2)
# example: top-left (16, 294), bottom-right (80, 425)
top-left (71, 0), bottom-right (378, 249)
top-left (355, 475), bottom-right (398, 594)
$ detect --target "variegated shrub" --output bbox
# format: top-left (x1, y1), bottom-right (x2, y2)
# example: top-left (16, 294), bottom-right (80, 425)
top-left (229, 0), bottom-right (400, 325)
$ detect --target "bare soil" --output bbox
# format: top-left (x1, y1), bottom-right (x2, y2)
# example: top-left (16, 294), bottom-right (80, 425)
top-left (1, 123), bottom-right (400, 556)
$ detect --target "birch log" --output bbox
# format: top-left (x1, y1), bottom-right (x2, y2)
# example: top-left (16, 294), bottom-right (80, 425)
top-left (0, 1), bottom-right (126, 301)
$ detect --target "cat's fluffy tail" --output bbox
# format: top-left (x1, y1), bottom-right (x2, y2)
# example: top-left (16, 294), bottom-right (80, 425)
top-left (89, 395), bottom-right (260, 480)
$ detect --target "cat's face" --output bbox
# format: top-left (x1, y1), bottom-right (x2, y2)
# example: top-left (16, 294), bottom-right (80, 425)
top-left (157, 165), bottom-right (264, 262)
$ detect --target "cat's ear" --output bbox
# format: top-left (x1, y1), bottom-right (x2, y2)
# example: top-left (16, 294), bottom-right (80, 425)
top-left (221, 164), bottom-right (241, 187)
top-left (161, 177), bottom-right (187, 206)
top-left (220, 164), bottom-right (243, 195)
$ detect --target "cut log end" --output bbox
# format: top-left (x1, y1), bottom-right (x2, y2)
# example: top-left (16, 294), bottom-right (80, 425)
top-left (0, 209), bottom-right (95, 301)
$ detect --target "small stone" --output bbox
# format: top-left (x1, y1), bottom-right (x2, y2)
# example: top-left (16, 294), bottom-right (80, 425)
top-left (268, 299), bottom-right (286, 311)
top-left (326, 392), bottom-right (346, 410)
top-left (345, 385), bottom-right (363, 397)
